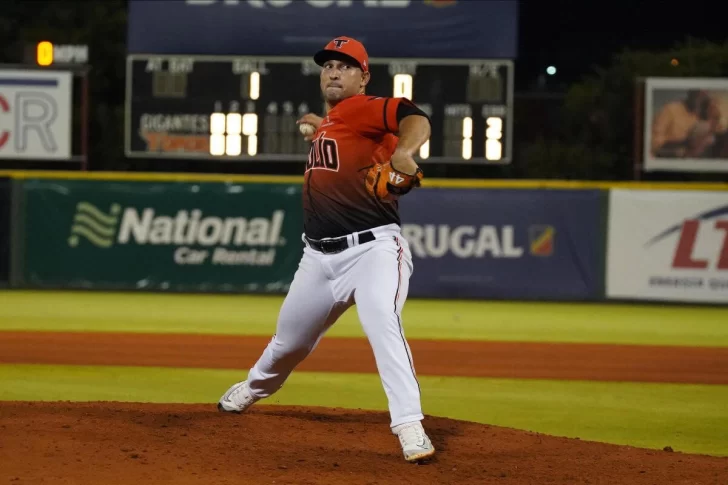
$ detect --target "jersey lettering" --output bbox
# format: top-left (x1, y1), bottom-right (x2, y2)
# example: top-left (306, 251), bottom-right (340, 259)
top-left (306, 133), bottom-right (340, 173)
top-left (302, 95), bottom-right (409, 240)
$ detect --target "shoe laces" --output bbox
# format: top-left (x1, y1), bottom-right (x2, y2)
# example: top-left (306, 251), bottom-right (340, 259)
top-left (229, 383), bottom-right (256, 407)
top-left (398, 424), bottom-right (426, 447)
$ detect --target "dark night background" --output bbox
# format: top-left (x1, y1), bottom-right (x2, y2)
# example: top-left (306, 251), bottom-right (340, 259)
top-left (0, 0), bottom-right (726, 181)
top-left (517, 0), bottom-right (726, 88)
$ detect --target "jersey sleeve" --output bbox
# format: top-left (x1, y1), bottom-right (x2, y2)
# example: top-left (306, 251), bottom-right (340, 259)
top-left (346, 96), bottom-right (418, 137)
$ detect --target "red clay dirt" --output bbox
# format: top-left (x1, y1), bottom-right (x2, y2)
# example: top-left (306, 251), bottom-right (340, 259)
top-left (2, 331), bottom-right (728, 384)
top-left (1, 402), bottom-right (727, 485)
top-left (1, 330), bottom-right (728, 484)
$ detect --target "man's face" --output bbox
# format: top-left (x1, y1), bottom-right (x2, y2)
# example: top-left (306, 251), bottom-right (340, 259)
top-left (320, 58), bottom-right (369, 104)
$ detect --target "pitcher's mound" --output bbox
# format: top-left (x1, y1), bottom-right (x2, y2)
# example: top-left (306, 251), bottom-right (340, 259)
top-left (1, 402), bottom-right (725, 484)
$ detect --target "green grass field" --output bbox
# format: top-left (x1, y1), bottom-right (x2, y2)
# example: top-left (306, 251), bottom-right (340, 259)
top-left (2, 290), bottom-right (728, 346)
top-left (1, 290), bottom-right (727, 456)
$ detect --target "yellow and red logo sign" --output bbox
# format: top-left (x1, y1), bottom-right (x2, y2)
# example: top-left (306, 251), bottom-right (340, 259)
top-left (529, 225), bottom-right (555, 257)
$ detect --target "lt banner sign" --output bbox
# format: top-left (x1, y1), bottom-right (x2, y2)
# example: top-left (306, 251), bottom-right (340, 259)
top-left (606, 189), bottom-right (728, 304)
top-left (0, 69), bottom-right (72, 160)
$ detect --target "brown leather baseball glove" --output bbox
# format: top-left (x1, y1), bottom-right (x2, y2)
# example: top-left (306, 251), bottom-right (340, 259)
top-left (365, 161), bottom-right (423, 202)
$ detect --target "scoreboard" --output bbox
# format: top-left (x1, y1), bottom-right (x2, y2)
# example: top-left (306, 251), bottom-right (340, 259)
top-left (124, 55), bottom-right (513, 164)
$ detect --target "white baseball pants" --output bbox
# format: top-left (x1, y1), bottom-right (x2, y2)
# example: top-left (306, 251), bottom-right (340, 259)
top-left (246, 223), bottom-right (424, 428)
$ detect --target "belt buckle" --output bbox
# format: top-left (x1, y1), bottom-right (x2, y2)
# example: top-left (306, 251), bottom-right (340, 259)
top-left (321, 238), bottom-right (344, 254)
top-left (306, 234), bottom-right (352, 254)
top-left (307, 237), bottom-right (336, 254)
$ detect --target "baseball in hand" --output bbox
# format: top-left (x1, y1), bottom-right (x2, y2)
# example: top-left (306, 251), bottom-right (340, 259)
top-left (299, 123), bottom-right (316, 136)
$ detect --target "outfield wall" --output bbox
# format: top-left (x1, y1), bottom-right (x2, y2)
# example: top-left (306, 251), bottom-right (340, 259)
top-left (1, 170), bottom-right (727, 304)
top-left (0, 177), bottom-right (10, 287)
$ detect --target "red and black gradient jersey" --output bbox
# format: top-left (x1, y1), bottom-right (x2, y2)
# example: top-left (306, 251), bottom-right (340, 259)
top-left (303, 94), bottom-right (429, 240)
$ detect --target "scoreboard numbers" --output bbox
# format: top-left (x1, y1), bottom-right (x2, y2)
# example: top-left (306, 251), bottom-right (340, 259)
top-left (209, 113), bottom-right (225, 156)
top-left (485, 116), bottom-right (503, 161)
top-left (243, 113), bottom-right (258, 156)
top-left (125, 55), bottom-right (513, 163)
top-left (393, 74), bottom-right (413, 100)
top-left (209, 112), bottom-right (257, 157)
top-left (248, 72), bottom-right (260, 100)
top-left (392, 72), bottom-right (422, 157)
top-left (462, 117), bottom-right (473, 160)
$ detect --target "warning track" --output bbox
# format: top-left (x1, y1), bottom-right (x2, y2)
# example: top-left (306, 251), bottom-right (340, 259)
top-left (2, 331), bottom-right (727, 384)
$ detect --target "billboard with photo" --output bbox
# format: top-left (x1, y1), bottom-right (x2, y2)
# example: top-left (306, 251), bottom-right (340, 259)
top-left (643, 77), bottom-right (728, 173)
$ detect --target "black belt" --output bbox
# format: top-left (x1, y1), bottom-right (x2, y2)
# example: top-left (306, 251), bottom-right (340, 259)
top-left (305, 230), bottom-right (376, 254)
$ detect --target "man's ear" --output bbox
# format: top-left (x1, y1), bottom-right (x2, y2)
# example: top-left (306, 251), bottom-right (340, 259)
top-left (360, 71), bottom-right (371, 90)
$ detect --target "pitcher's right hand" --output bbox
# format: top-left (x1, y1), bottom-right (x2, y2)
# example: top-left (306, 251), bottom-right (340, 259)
top-left (296, 114), bottom-right (324, 142)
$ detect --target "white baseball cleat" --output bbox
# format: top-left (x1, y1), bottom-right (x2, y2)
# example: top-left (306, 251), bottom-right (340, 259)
top-left (392, 421), bottom-right (436, 462)
top-left (217, 380), bottom-right (260, 414)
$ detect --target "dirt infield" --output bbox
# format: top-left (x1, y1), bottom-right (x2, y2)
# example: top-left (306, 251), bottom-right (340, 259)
top-left (2, 331), bottom-right (728, 483)
top-left (1, 402), bottom-right (727, 485)
top-left (2, 331), bottom-right (728, 383)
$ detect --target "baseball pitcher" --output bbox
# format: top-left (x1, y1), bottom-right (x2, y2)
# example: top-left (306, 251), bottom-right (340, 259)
top-left (217, 36), bottom-right (434, 463)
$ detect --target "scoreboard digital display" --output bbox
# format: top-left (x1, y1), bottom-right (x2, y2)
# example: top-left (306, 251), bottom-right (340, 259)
top-left (124, 55), bottom-right (513, 164)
